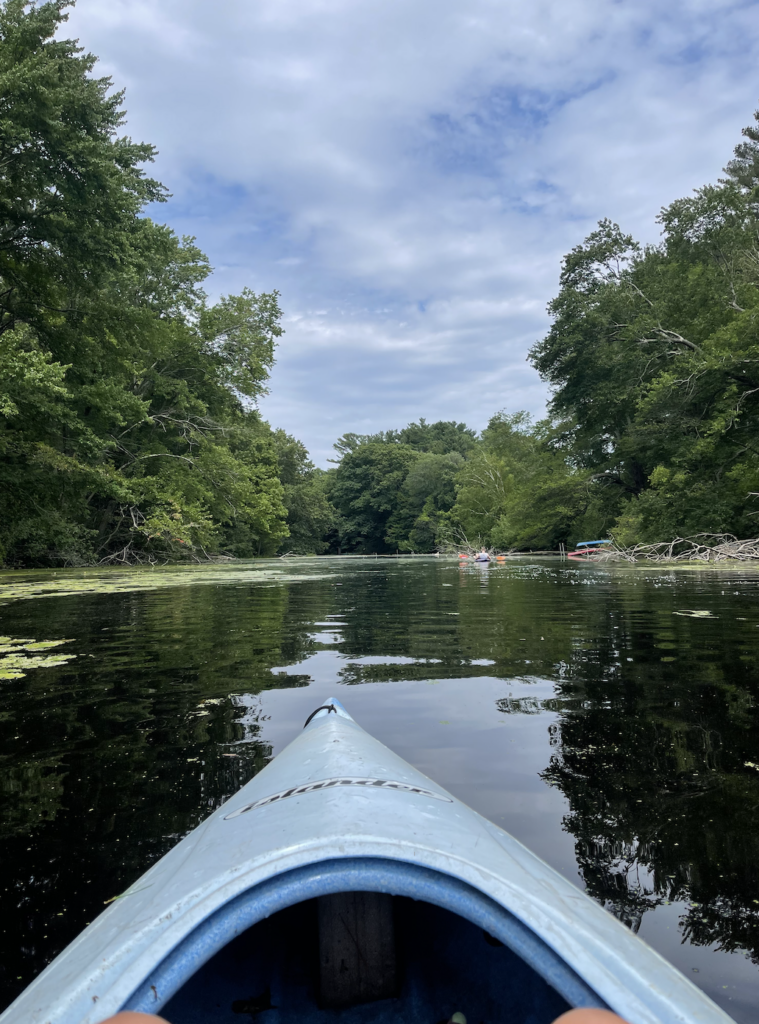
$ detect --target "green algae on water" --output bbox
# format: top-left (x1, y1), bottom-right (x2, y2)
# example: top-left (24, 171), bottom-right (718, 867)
top-left (0, 561), bottom-right (340, 606)
top-left (0, 637), bottom-right (76, 680)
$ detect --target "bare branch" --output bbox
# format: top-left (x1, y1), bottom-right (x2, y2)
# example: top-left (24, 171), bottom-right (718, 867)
top-left (626, 281), bottom-right (655, 308)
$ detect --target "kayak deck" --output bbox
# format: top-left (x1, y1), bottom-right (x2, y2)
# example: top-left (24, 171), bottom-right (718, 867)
top-left (163, 893), bottom-right (569, 1024)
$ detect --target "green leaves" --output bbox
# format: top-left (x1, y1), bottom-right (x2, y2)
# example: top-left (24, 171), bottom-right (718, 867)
top-left (324, 420), bottom-right (479, 553)
top-left (527, 134), bottom-right (759, 545)
top-left (200, 289), bottom-right (282, 401)
top-left (0, 1), bottom-right (291, 565)
top-left (328, 442), bottom-right (420, 553)
top-left (0, 0), bottom-right (166, 335)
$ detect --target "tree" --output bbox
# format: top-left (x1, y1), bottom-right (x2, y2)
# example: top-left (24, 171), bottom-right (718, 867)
top-left (327, 443), bottom-right (420, 553)
top-left (0, 0), bottom-right (166, 336)
top-left (0, 0), bottom-right (291, 564)
top-left (451, 412), bottom-right (598, 550)
top-left (331, 419), bottom-right (477, 460)
top-left (393, 451), bottom-right (465, 551)
top-left (723, 105), bottom-right (759, 201)
top-left (527, 112), bottom-right (759, 545)
top-left (273, 430), bottom-right (336, 554)
top-left (326, 419), bottom-right (479, 553)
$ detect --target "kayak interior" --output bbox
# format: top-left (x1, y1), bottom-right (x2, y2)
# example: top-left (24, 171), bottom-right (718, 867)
top-left (125, 857), bottom-right (599, 1020)
top-left (162, 891), bottom-right (571, 1024)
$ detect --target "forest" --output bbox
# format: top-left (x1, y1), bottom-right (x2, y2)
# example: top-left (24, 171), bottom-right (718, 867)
top-left (2, 0), bottom-right (759, 566)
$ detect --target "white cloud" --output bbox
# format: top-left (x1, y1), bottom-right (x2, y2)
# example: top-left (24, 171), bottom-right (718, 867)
top-left (65, 0), bottom-right (759, 463)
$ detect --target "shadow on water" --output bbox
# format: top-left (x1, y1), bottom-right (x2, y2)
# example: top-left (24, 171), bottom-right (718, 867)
top-left (1, 557), bottom-right (759, 1020)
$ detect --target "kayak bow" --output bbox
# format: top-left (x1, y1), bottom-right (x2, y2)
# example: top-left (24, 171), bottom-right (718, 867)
top-left (2, 700), bottom-right (732, 1024)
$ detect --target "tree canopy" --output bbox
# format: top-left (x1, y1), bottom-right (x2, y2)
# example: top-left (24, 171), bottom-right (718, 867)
top-left (527, 122), bottom-right (759, 544)
top-left (325, 420), bottom-right (474, 553)
top-left (0, 0), bottom-right (310, 565)
top-left (4, 1), bottom-right (758, 563)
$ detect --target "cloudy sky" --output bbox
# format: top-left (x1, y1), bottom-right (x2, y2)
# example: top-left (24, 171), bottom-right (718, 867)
top-left (65, 0), bottom-right (759, 464)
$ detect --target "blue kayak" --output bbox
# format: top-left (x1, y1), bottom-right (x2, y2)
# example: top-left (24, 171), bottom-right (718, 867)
top-left (1, 700), bottom-right (732, 1024)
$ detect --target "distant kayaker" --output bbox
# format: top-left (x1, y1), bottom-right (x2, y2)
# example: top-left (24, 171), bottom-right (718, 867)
top-left (474, 547), bottom-right (491, 562)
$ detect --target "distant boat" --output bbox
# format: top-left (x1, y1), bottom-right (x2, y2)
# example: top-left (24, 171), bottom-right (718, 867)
top-left (2, 700), bottom-right (731, 1024)
top-left (567, 540), bottom-right (612, 560)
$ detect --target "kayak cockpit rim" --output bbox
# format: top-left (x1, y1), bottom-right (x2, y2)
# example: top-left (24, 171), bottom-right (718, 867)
top-left (123, 856), bottom-right (608, 1016)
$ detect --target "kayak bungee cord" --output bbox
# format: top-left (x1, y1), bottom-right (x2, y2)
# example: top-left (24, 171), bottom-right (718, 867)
top-left (303, 703), bottom-right (338, 727)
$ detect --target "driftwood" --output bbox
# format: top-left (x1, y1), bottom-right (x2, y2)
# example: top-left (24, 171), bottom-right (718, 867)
top-left (591, 534), bottom-right (759, 564)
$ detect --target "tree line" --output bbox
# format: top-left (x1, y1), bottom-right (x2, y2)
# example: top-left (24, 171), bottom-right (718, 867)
top-left (314, 103), bottom-right (759, 555)
top-left (2, 0), bottom-right (759, 565)
top-left (0, 0), bottom-right (330, 566)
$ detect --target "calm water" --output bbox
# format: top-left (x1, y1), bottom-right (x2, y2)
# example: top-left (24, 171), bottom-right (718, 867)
top-left (2, 556), bottom-right (759, 1021)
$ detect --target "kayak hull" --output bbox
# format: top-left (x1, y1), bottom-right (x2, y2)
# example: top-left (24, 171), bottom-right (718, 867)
top-left (1, 701), bottom-right (733, 1024)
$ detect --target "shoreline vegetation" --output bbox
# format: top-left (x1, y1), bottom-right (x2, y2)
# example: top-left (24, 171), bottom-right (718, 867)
top-left (284, 533), bottom-right (759, 565)
top-left (3, 3), bottom-right (759, 569)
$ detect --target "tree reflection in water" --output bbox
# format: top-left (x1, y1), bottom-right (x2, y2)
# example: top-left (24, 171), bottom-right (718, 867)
top-left (538, 661), bottom-right (759, 958)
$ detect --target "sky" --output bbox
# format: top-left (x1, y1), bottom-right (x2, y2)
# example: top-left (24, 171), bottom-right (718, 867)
top-left (64, 0), bottom-right (759, 465)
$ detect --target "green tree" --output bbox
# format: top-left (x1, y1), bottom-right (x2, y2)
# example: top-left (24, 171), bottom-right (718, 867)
top-left (332, 419), bottom-right (477, 460)
top-left (0, 0), bottom-right (292, 564)
top-left (0, 0), bottom-right (166, 335)
top-left (394, 451), bottom-right (465, 551)
top-left (273, 430), bottom-right (336, 554)
top-left (528, 113), bottom-right (759, 545)
top-left (327, 420), bottom-right (479, 553)
top-left (451, 412), bottom-right (599, 550)
top-left (327, 443), bottom-right (420, 553)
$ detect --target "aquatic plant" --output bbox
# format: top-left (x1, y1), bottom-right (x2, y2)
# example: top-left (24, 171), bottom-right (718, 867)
top-left (0, 637), bottom-right (75, 680)
top-left (0, 562), bottom-right (339, 606)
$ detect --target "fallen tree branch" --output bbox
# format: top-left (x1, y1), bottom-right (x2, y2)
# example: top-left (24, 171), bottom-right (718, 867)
top-left (592, 534), bottom-right (759, 563)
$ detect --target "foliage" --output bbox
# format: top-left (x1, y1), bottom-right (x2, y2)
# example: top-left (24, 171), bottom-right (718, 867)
top-left (396, 451), bottom-right (465, 551)
top-left (522, 108), bottom-right (759, 545)
top-left (451, 412), bottom-right (601, 550)
top-left (0, 0), bottom-right (298, 565)
top-left (331, 418), bottom-right (477, 460)
top-left (326, 420), bottom-right (477, 553)
top-left (273, 430), bottom-right (336, 554)
top-left (327, 442), bottom-right (420, 553)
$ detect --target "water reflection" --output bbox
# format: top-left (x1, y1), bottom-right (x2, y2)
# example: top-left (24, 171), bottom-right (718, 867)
top-left (542, 654), bottom-right (759, 951)
top-left (1, 558), bottom-right (759, 1020)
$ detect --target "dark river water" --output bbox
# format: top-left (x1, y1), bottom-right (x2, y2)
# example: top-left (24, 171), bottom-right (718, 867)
top-left (2, 556), bottom-right (759, 1021)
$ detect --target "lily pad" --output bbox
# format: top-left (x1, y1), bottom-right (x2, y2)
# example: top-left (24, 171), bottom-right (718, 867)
top-left (0, 636), bottom-right (76, 681)
top-left (23, 640), bottom-right (73, 651)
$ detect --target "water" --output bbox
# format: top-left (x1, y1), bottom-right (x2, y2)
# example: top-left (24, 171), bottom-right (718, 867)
top-left (1, 556), bottom-right (759, 1022)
